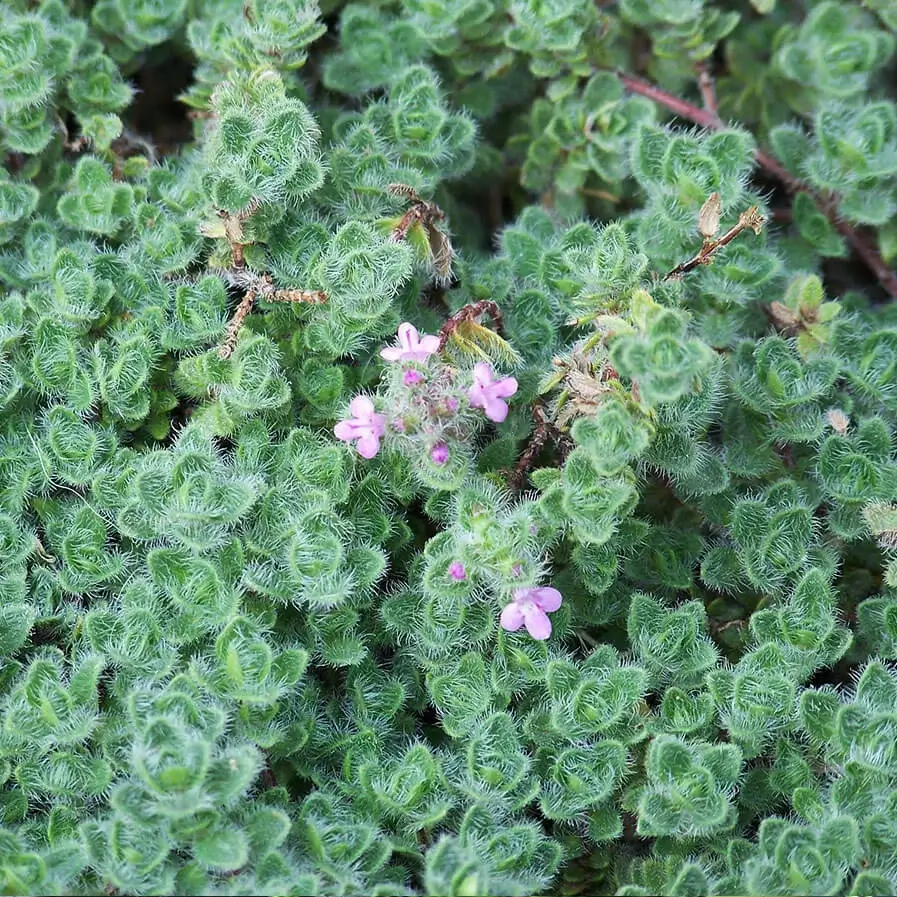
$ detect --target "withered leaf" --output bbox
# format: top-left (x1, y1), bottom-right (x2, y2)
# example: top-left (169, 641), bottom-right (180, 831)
top-left (427, 223), bottom-right (454, 284)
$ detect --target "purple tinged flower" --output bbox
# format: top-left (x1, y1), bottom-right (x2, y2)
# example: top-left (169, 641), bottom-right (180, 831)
top-left (446, 397), bottom-right (459, 412)
top-left (334, 395), bottom-right (387, 459)
top-left (448, 561), bottom-right (466, 581)
top-left (380, 322), bottom-right (441, 363)
top-left (403, 369), bottom-right (424, 387)
top-left (511, 563), bottom-right (523, 578)
top-left (430, 442), bottom-right (449, 464)
top-left (468, 363), bottom-right (518, 423)
top-left (499, 586), bottom-right (563, 640)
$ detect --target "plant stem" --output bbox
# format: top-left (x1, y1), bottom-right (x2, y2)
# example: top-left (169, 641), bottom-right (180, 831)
top-left (664, 206), bottom-right (765, 280)
top-left (509, 402), bottom-right (551, 490)
top-left (695, 61), bottom-right (720, 121)
top-left (217, 271), bottom-right (327, 358)
top-left (616, 70), bottom-right (897, 299)
top-left (219, 288), bottom-right (257, 359)
top-left (617, 70), bottom-right (720, 129)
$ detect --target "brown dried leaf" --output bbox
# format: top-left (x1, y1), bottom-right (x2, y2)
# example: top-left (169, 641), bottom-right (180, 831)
top-left (768, 300), bottom-right (799, 331)
top-left (565, 369), bottom-right (610, 403)
top-left (427, 223), bottom-right (454, 284)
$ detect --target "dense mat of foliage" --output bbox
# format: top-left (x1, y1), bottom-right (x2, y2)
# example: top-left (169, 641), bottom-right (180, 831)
top-left (3, 0), bottom-right (897, 894)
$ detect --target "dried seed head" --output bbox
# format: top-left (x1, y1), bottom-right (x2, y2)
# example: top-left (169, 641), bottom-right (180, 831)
top-left (825, 408), bottom-right (850, 435)
top-left (565, 368), bottom-right (611, 404)
top-left (739, 206), bottom-right (765, 235)
top-left (698, 192), bottom-right (721, 239)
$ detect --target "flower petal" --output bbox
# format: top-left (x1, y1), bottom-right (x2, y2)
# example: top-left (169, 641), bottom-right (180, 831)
top-left (533, 587), bottom-right (562, 612)
top-left (370, 412), bottom-right (387, 438)
top-left (380, 346), bottom-right (403, 362)
top-left (472, 362), bottom-right (493, 386)
top-left (333, 421), bottom-right (357, 442)
top-left (523, 605), bottom-right (552, 640)
top-left (355, 433), bottom-right (381, 459)
top-left (398, 322), bottom-right (419, 352)
top-left (349, 395), bottom-right (375, 419)
top-left (499, 601), bottom-right (525, 632)
top-left (467, 384), bottom-right (485, 409)
top-left (418, 334), bottom-right (441, 355)
top-left (484, 396), bottom-right (509, 423)
top-left (493, 376), bottom-right (518, 398)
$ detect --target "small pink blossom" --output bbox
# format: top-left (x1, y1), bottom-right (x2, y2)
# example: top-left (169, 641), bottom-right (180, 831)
top-left (468, 363), bottom-right (518, 423)
top-left (500, 586), bottom-right (562, 640)
top-left (430, 442), bottom-right (449, 465)
top-left (446, 397), bottom-right (459, 412)
top-left (448, 561), bottom-right (466, 581)
top-left (511, 563), bottom-right (523, 578)
top-left (403, 369), bottom-right (424, 387)
top-left (380, 322), bottom-right (441, 363)
top-left (334, 396), bottom-right (387, 459)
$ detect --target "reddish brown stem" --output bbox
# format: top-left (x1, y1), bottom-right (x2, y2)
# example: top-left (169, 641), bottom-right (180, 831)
top-left (616, 70), bottom-right (897, 299)
top-left (219, 288), bottom-right (256, 359)
top-left (695, 61), bottom-right (719, 120)
top-left (755, 147), bottom-right (897, 299)
top-left (617, 71), bottom-right (720, 129)
top-left (509, 403), bottom-right (551, 490)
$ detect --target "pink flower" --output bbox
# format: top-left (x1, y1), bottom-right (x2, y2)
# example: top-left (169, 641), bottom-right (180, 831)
top-left (334, 396), bottom-right (387, 459)
top-left (468, 363), bottom-right (518, 423)
top-left (499, 586), bottom-right (562, 640)
top-left (448, 561), bottom-right (466, 581)
top-left (403, 369), bottom-right (424, 387)
top-left (430, 442), bottom-right (449, 464)
top-left (380, 323), bottom-right (441, 363)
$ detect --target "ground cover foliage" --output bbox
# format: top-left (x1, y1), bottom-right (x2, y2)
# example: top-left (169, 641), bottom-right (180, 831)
top-left (2, 0), bottom-right (897, 894)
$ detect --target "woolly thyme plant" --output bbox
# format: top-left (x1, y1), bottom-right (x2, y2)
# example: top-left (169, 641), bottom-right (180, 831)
top-left (4, 0), bottom-right (897, 895)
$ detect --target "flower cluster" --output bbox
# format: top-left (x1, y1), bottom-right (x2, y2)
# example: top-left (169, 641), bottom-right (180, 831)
top-left (333, 323), bottom-right (519, 468)
top-left (336, 323), bottom-right (559, 642)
